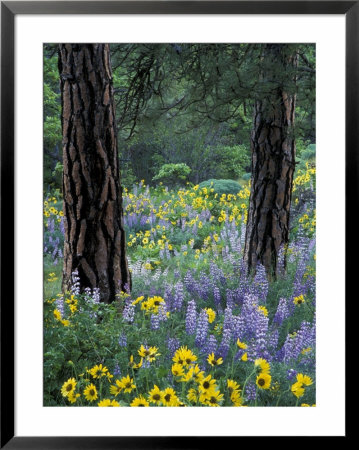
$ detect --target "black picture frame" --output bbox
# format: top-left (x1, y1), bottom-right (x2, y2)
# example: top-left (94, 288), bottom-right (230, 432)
top-left (0, 1), bottom-right (352, 447)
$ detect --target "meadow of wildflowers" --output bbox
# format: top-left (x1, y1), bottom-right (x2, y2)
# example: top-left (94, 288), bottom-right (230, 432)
top-left (44, 165), bottom-right (316, 407)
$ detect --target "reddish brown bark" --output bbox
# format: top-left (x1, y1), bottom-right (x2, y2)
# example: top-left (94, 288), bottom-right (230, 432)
top-left (59, 44), bottom-right (131, 303)
top-left (244, 45), bottom-right (298, 278)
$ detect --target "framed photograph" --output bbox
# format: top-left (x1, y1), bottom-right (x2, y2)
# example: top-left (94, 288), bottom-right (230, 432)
top-left (1, 1), bottom-right (352, 446)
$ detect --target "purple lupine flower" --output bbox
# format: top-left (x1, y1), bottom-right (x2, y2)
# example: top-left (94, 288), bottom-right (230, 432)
top-left (252, 310), bottom-right (269, 360)
top-left (195, 309), bottom-right (209, 350)
top-left (92, 288), bottom-right (100, 304)
top-left (185, 300), bottom-right (197, 335)
top-left (273, 298), bottom-right (290, 327)
top-left (205, 334), bottom-right (218, 356)
top-left (113, 364), bottom-right (122, 377)
top-left (231, 315), bottom-right (244, 341)
top-left (150, 313), bottom-right (160, 330)
top-left (173, 281), bottom-right (185, 311)
top-left (287, 369), bottom-right (297, 381)
top-left (245, 382), bottom-right (257, 402)
top-left (251, 264), bottom-right (268, 302)
top-left (55, 296), bottom-right (65, 317)
top-left (122, 300), bottom-right (135, 323)
top-left (213, 286), bottom-right (222, 311)
top-left (71, 270), bottom-right (81, 296)
top-left (268, 329), bottom-right (279, 352)
top-left (281, 321), bottom-right (315, 363)
top-left (223, 307), bottom-right (233, 332)
top-left (158, 304), bottom-right (169, 322)
top-left (218, 327), bottom-right (232, 360)
top-left (167, 337), bottom-right (180, 359)
top-left (118, 333), bottom-right (127, 347)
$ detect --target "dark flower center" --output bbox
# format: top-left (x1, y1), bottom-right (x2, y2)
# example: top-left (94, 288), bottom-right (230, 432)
top-left (89, 389), bottom-right (95, 396)
top-left (178, 359), bottom-right (183, 365)
top-left (258, 378), bottom-right (265, 386)
top-left (186, 358), bottom-right (191, 364)
top-left (164, 394), bottom-right (171, 402)
top-left (153, 394), bottom-right (161, 401)
top-left (125, 382), bottom-right (132, 388)
top-left (138, 404), bottom-right (145, 407)
top-left (297, 299), bottom-right (303, 304)
top-left (209, 396), bottom-right (217, 404)
top-left (203, 381), bottom-right (210, 389)
top-left (66, 384), bottom-right (73, 392)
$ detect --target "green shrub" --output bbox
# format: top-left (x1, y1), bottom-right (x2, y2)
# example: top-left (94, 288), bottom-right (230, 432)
top-left (152, 163), bottom-right (191, 187)
top-left (199, 179), bottom-right (242, 196)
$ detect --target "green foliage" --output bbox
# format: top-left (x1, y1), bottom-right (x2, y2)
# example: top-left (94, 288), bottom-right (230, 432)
top-left (199, 179), bottom-right (242, 196)
top-left (152, 163), bottom-right (191, 187)
top-left (211, 145), bottom-right (250, 180)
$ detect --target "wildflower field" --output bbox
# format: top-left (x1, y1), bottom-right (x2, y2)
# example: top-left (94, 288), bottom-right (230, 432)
top-left (44, 164), bottom-right (316, 407)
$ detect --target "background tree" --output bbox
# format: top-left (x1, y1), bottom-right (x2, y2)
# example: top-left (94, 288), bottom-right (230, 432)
top-left (59, 44), bottom-right (131, 303)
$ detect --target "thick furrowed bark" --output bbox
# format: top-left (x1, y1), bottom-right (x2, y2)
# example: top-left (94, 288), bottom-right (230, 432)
top-left (59, 44), bottom-right (131, 303)
top-left (244, 45), bottom-right (297, 279)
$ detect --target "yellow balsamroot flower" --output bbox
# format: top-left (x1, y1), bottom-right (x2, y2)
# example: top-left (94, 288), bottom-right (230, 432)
top-left (83, 384), bottom-right (98, 402)
top-left (237, 339), bottom-right (247, 350)
top-left (67, 391), bottom-right (80, 404)
top-left (204, 308), bottom-right (216, 323)
top-left (89, 364), bottom-right (109, 379)
top-left (171, 363), bottom-right (185, 377)
top-left (200, 390), bottom-right (224, 407)
top-left (296, 373), bottom-right (313, 386)
top-left (98, 399), bottom-right (120, 407)
top-left (61, 378), bottom-right (77, 397)
top-left (110, 380), bottom-right (123, 396)
top-left (162, 387), bottom-right (179, 406)
top-left (132, 296), bottom-right (144, 305)
top-left (291, 381), bottom-right (305, 398)
top-left (148, 385), bottom-right (164, 405)
top-left (128, 355), bottom-right (143, 370)
top-left (181, 367), bottom-right (195, 383)
top-left (257, 305), bottom-right (268, 317)
top-left (138, 345), bottom-right (160, 362)
top-left (131, 395), bottom-right (150, 407)
top-left (172, 346), bottom-right (197, 367)
top-left (301, 347), bottom-right (312, 355)
top-left (256, 372), bottom-right (272, 389)
top-left (207, 353), bottom-right (223, 367)
top-left (119, 375), bottom-right (136, 393)
top-left (241, 353), bottom-right (248, 361)
top-left (148, 296), bottom-right (165, 314)
top-left (191, 364), bottom-right (205, 382)
top-left (255, 358), bottom-right (271, 374)
top-left (231, 391), bottom-right (244, 407)
top-left (198, 375), bottom-right (217, 395)
top-left (227, 379), bottom-right (241, 396)
top-left (293, 294), bottom-right (305, 306)
top-left (142, 238), bottom-right (149, 245)
top-left (61, 319), bottom-right (70, 327)
top-left (187, 388), bottom-right (199, 403)
top-left (53, 309), bottom-right (62, 321)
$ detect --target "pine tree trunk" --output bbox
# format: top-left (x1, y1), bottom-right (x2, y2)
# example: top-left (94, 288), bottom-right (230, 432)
top-left (244, 45), bottom-right (298, 278)
top-left (59, 44), bottom-right (131, 303)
